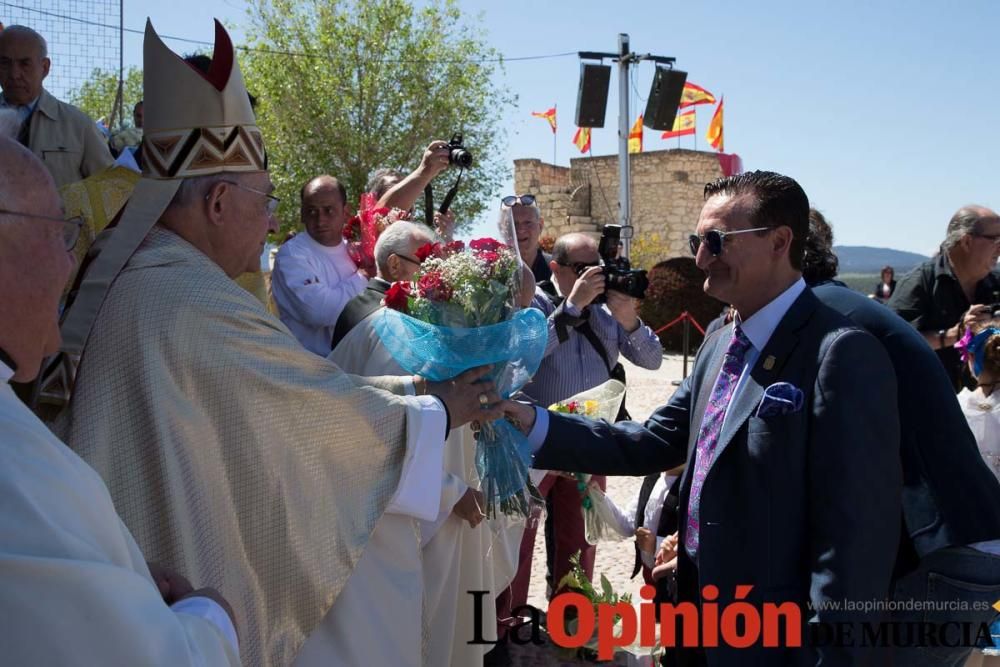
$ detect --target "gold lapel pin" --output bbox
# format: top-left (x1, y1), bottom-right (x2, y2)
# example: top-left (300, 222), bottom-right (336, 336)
top-left (763, 355), bottom-right (776, 370)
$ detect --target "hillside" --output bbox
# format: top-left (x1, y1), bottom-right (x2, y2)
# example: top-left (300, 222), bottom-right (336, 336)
top-left (834, 245), bottom-right (929, 274)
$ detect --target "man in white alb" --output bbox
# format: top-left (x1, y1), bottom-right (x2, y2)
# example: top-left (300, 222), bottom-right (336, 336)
top-left (272, 174), bottom-right (367, 355)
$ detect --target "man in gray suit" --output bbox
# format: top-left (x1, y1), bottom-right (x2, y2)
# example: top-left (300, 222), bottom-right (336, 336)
top-left (507, 171), bottom-right (902, 666)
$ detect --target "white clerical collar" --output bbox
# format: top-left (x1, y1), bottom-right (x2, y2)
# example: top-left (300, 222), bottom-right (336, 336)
top-left (735, 277), bottom-right (807, 353)
top-left (0, 359), bottom-right (14, 384)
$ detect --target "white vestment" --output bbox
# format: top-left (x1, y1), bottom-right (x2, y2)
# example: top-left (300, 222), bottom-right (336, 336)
top-left (0, 377), bottom-right (239, 666)
top-left (59, 227), bottom-right (446, 667)
top-left (271, 232), bottom-right (367, 356)
top-left (330, 309), bottom-right (526, 665)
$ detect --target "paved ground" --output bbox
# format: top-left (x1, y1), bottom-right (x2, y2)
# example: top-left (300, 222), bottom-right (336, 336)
top-left (504, 354), bottom-right (689, 666)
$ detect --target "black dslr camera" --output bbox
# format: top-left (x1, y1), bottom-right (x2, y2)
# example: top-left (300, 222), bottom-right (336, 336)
top-left (446, 133), bottom-right (473, 169)
top-left (598, 224), bottom-right (649, 299)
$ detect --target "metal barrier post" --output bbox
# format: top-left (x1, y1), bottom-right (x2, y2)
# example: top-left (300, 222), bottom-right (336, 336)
top-left (682, 313), bottom-right (691, 378)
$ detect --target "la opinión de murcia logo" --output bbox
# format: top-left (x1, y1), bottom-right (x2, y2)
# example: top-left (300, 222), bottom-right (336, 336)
top-left (467, 587), bottom-right (1000, 660)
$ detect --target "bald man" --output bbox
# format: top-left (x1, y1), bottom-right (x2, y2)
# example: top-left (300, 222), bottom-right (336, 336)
top-left (0, 132), bottom-right (239, 664)
top-left (0, 25), bottom-right (112, 187)
top-left (271, 175), bottom-right (368, 355)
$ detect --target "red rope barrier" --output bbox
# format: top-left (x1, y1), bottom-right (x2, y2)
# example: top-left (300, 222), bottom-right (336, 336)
top-left (653, 311), bottom-right (706, 336)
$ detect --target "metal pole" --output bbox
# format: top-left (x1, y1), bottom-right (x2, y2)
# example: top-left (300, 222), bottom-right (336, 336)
top-left (617, 33), bottom-right (631, 258)
top-left (682, 314), bottom-right (691, 377)
top-left (118, 0), bottom-right (124, 127)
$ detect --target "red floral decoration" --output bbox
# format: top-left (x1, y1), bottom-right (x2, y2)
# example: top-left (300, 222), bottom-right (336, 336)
top-left (384, 281), bottom-right (412, 312)
top-left (470, 238), bottom-right (505, 253)
top-left (415, 242), bottom-right (442, 263)
top-left (445, 240), bottom-right (466, 254)
top-left (417, 270), bottom-right (453, 302)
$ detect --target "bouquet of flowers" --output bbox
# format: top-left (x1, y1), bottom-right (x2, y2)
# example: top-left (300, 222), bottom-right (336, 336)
top-left (344, 192), bottom-right (410, 276)
top-left (549, 379), bottom-right (626, 544)
top-left (375, 235), bottom-right (548, 516)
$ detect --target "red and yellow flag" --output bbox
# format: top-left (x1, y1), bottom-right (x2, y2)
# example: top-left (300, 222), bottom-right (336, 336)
top-left (678, 82), bottom-right (716, 108)
top-left (661, 110), bottom-right (696, 139)
top-left (706, 97), bottom-right (724, 152)
top-left (628, 114), bottom-right (643, 153)
top-left (572, 127), bottom-right (591, 153)
top-left (531, 107), bottom-right (557, 134)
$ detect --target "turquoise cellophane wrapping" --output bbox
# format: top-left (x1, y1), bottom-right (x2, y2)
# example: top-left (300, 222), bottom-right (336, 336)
top-left (374, 307), bottom-right (548, 514)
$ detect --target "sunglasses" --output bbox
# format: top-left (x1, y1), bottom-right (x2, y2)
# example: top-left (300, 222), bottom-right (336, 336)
top-left (689, 227), bottom-right (771, 257)
top-left (557, 260), bottom-right (601, 276)
top-left (393, 252), bottom-right (421, 265)
top-left (501, 194), bottom-right (536, 207)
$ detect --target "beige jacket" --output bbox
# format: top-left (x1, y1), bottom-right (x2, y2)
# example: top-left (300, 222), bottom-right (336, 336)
top-left (26, 89), bottom-right (113, 188)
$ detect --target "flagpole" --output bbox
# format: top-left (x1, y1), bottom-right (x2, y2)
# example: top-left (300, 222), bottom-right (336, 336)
top-left (553, 103), bottom-right (557, 165)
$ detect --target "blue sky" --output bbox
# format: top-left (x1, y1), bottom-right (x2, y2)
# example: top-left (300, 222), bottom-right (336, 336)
top-left (25, 0), bottom-right (1000, 254)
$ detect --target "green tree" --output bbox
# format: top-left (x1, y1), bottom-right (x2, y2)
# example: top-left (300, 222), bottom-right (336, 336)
top-left (69, 66), bottom-right (143, 127)
top-left (241, 0), bottom-right (514, 235)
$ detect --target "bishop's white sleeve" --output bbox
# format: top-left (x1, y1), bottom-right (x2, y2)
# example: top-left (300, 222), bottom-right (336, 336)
top-left (0, 555), bottom-right (240, 666)
top-left (384, 395), bottom-right (448, 521)
top-left (273, 252), bottom-right (367, 327)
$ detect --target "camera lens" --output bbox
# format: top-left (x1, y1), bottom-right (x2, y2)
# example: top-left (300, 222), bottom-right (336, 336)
top-left (449, 148), bottom-right (473, 169)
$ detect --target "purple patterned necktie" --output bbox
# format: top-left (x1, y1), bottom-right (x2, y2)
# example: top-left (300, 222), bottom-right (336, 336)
top-left (685, 325), bottom-right (752, 559)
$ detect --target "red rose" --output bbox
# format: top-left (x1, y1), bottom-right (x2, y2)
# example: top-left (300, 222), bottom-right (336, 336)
top-left (470, 237), bottom-right (505, 253)
top-left (445, 240), bottom-right (465, 255)
top-left (415, 242), bottom-right (441, 262)
top-left (384, 281), bottom-right (412, 312)
top-left (477, 250), bottom-right (500, 265)
top-left (417, 270), bottom-right (453, 302)
top-left (344, 216), bottom-right (362, 242)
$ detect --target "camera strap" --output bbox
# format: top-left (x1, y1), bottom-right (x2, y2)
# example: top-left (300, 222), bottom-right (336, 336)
top-left (421, 169), bottom-right (465, 228)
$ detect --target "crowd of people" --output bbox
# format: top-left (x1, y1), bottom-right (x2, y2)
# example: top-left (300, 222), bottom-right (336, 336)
top-left (3, 18), bottom-right (1000, 667)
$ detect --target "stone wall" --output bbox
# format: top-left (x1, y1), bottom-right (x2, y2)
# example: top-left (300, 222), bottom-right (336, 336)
top-left (513, 149), bottom-right (727, 257)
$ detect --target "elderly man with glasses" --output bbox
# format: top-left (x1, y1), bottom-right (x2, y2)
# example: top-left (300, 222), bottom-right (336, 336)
top-left (889, 205), bottom-right (1000, 391)
top-left (0, 130), bottom-right (242, 664)
top-left (271, 174), bottom-right (368, 356)
top-left (504, 194), bottom-right (553, 282)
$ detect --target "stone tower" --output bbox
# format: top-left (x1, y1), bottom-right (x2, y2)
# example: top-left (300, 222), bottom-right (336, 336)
top-left (513, 149), bottom-right (737, 259)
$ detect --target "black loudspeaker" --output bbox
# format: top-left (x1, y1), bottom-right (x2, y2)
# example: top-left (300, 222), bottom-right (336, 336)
top-left (644, 68), bottom-right (687, 131)
top-left (575, 63), bottom-right (611, 128)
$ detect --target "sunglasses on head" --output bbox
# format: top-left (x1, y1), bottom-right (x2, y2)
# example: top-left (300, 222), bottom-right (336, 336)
top-left (689, 227), bottom-right (771, 257)
top-left (501, 194), bottom-right (536, 207)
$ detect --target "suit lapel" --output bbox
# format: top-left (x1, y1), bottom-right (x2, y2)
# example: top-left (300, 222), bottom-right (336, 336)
top-left (708, 289), bottom-right (819, 468)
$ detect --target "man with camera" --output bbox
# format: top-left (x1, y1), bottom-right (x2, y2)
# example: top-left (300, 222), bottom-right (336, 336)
top-left (500, 230), bottom-right (662, 621)
top-left (375, 139), bottom-right (461, 239)
top-left (889, 205), bottom-right (1000, 391)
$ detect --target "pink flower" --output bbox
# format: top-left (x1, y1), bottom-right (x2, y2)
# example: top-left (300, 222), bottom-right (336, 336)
top-left (384, 282), bottom-right (412, 312)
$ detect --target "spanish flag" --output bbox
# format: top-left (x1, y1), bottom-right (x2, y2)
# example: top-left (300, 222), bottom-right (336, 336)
top-left (706, 98), bottom-right (724, 152)
top-left (572, 127), bottom-right (591, 153)
top-left (661, 110), bottom-right (696, 139)
top-left (678, 82), bottom-right (716, 108)
top-left (628, 114), bottom-right (643, 153)
top-left (531, 107), bottom-right (557, 134)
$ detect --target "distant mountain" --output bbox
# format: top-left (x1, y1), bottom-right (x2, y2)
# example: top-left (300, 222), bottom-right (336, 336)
top-left (834, 245), bottom-right (929, 275)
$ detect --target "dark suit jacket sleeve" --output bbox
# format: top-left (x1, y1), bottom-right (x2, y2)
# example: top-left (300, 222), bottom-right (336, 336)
top-left (532, 371), bottom-right (692, 476)
top-left (808, 328), bottom-right (901, 660)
